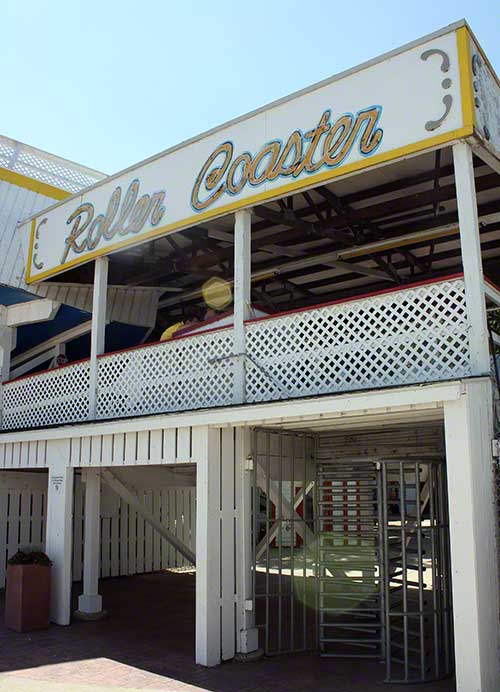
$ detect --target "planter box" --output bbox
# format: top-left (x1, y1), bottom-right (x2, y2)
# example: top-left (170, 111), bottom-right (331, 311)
top-left (5, 564), bottom-right (51, 632)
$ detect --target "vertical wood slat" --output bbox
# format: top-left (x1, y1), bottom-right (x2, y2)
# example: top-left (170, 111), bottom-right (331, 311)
top-left (176, 487), bottom-right (183, 566)
top-left (28, 442), bottom-right (38, 467)
top-left (137, 431), bottom-right (149, 464)
top-left (177, 427), bottom-right (191, 462)
top-left (196, 427), bottom-right (222, 666)
top-left (7, 491), bottom-right (20, 559)
top-left (0, 489), bottom-right (8, 587)
top-left (160, 489), bottom-right (168, 568)
top-left (153, 491), bottom-right (161, 571)
top-left (101, 517), bottom-right (111, 578)
top-left (221, 428), bottom-right (236, 661)
top-left (119, 499), bottom-right (129, 576)
top-left (144, 491), bottom-right (153, 573)
top-left (0, 472), bottom-right (196, 589)
top-left (136, 492), bottom-right (145, 573)
top-left (31, 491), bottom-right (44, 552)
top-left (128, 503), bottom-right (137, 575)
top-left (191, 487), bottom-right (197, 554)
top-left (19, 491), bottom-right (31, 546)
top-left (110, 508), bottom-right (120, 576)
top-left (150, 431), bottom-right (162, 464)
top-left (163, 429), bottom-right (176, 463)
top-left (72, 476), bottom-right (83, 580)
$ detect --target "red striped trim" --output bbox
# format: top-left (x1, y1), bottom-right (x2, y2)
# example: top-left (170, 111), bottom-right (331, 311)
top-left (245, 272), bottom-right (464, 325)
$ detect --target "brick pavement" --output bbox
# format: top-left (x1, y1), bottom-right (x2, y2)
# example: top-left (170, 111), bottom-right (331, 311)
top-left (0, 571), bottom-right (455, 692)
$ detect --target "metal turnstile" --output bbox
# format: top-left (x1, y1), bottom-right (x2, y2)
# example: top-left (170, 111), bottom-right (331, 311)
top-left (252, 428), bottom-right (454, 684)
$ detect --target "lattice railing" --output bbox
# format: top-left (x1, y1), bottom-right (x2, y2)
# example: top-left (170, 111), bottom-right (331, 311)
top-left (96, 328), bottom-right (234, 420)
top-left (246, 277), bottom-right (471, 402)
top-left (2, 360), bottom-right (90, 429)
top-left (1, 277), bottom-right (471, 430)
top-left (0, 134), bottom-right (104, 194)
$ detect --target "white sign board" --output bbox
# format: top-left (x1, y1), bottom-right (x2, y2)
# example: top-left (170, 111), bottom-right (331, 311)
top-left (23, 25), bottom-right (473, 284)
top-left (469, 35), bottom-right (500, 158)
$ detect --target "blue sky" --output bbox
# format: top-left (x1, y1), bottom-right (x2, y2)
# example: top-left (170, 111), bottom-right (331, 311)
top-left (3, 1), bottom-right (499, 175)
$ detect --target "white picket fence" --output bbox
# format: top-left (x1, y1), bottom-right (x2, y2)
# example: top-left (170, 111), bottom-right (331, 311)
top-left (0, 472), bottom-right (196, 589)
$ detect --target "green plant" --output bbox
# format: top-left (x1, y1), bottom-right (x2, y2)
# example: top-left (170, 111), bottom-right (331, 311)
top-left (7, 549), bottom-right (52, 567)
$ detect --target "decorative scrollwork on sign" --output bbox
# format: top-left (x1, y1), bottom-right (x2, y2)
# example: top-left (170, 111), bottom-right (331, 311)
top-left (33, 218), bottom-right (47, 270)
top-left (472, 52), bottom-right (491, 141)
top-left (420, 48), bottom-right (453, 131)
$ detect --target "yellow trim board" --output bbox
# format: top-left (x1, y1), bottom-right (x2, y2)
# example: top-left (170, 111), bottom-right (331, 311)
top-left (26, 124), bottom-right (473, 285)
top-left (0, 166), bottom-right (70, 201)
top-left (456, 26), bottom-right (475, 131)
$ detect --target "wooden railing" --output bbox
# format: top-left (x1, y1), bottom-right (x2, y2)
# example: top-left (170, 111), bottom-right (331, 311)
top-left (1, 276), bottom-right (471, 430)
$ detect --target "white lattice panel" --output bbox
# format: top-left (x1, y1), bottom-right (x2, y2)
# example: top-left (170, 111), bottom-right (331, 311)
top-left (2, 361), bottom-right (90, 430)
top-left (0, 134), bottom-right (104, 193)
top-left (0, 278), bottom-right (472, 430)
top-left (246, 278), bottom-right (471, 402)
top-left (96, 329), bottom-right (234, 420)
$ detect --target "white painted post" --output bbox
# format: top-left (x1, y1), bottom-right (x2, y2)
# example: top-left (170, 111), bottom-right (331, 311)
top-left (89, 257), bottom-right (109, 419)
top-left (453, 142), bottom-right (490, 375)
top-left (443, 378), bottom-right (500, 692)
top-left (0, 327), bottom-right (14, 427)
top-left (76, 469), bottom-right (104, 617)
top-left (45, 441), bottom-right (74, 625)
top-left (195, 426), bottom-right (221, 666)
top-left (0, 327), bottom-right (14, 383)
top-left (236, 427), bottom-right (259, 654)
top-left (233, 209), bottom-right (252, 404)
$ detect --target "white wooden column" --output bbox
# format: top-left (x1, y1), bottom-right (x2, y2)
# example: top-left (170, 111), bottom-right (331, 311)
top-left (443, 378), bottom-right (500, 692)
top-left (233, 209), bottom-right (252, 404)
top-left (45, 441), bottom-right (74, 626)
top-left (76, 469), bottom-right (104, 617)
top-left (453, 142), bottom-right (490, 375)
top-left (236, 427), bottom-right (259, 654)
top-left (0, 327), bottom-right (14, 427)
top-left (89, 257), bottom-right (109, 419)
top-left (196, 426), bottom-right (221, 665)
top-left (0, 326), bottom-right (14, 383)
top-left (195, 425), bottom-right (246, 665)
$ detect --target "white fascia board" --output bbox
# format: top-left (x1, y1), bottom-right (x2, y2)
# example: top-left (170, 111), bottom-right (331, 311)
top-left (1, 299), bottom-right (60, 327)
top-left (0, 379), bottom-right (468, 444)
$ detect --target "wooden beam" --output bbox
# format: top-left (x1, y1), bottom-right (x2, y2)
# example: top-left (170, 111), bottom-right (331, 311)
top-left (0, 299), bottom-right (60, 327)
top-left (101, 469), bottom-right (196, 565)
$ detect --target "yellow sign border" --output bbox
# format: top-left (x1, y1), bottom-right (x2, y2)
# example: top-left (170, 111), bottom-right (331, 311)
top-left (26, 29), bottom-right (475, 285)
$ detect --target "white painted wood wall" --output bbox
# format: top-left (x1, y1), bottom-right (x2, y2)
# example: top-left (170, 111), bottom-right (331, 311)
top-left (0, 471), bottom-right (195, 589)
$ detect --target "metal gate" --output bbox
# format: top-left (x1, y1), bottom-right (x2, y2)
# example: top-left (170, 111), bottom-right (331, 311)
top-left (317, 459), bottom-right (383, 659)
top-left (252, 429), bottom-right (317, 654)
top-left (380, 459), bottom-right (453, 683)
top-left (252, 429), bottom-right (454, 684)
